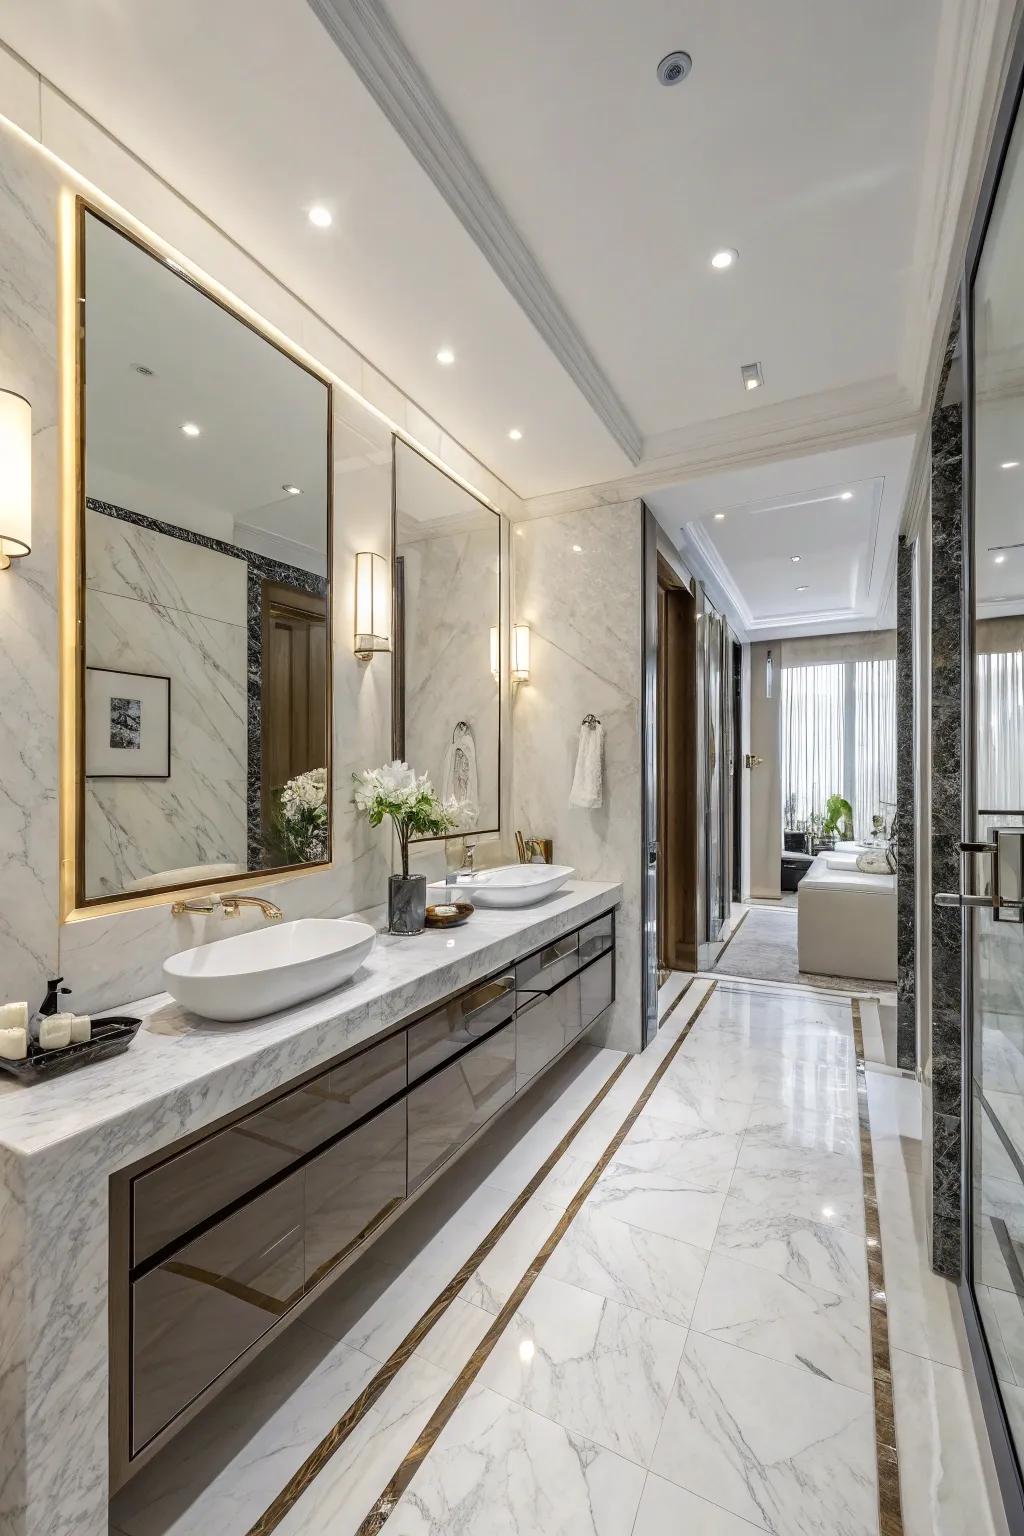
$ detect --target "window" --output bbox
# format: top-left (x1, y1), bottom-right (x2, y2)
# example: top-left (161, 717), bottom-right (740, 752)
top-left (977, 649), bottom-right (1024, 821)
top-left (781, 656), bottom-right (896, 837)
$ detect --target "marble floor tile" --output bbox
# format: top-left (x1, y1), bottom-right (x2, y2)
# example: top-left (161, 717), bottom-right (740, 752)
top-left (650, 1331), bottom-right (876, 1536)
top-left (461, 1197), bottom-right (565, 1314)
top-left (689, 1250), bottom-right (870, 1392)
top-left (712, 1198), bottom-right (867, 1299)
top-left (638, 1072), bottom-right (753, 1135)
top-left (613, 1110), bottom-right (743, 1183)
top-left (478, 1273), bottom-right (686, 1465)
top-left (743, 1098), bottom-right (859, 1160)
top-left (273, 1354), bottom-right (452, 1536)
top-left (384, 1382), bottom-right (646, 1536)
top-left (112, 1322), bottom-right (378, 1535)
top-left (891, 1347), bottom-right (1004, 1536)
top-left (873, 1162), bottom-right (963, 1368)
top-left (866, 1070), bottom-right (924, 1173)
top-left (977, 1281), bottom-right (1024, 1385)
top-left (302, 1252), bottom-right (491, 1367)
top-left (631, 1474), bottom-right (768, 1536)
top-left (369, 1181), bottom-right (513, 1282)
top-left (544, 1202), bottom-right (709, 1327)
top-left (720, 1151), bottom-right (865, 1237)
top-left (584, 1153), bottom-right (731, 1250)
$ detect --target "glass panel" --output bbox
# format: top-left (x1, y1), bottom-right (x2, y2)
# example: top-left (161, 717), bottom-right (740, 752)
top-left (80, 212), bottom-right (331, 900)
top-left (780, 662), bottom-right (845, 839)
top-left (970, 88), bottom-right (1024, 1463)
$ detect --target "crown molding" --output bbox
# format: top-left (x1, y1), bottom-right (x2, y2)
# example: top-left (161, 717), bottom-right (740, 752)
top-left (518, 375), bottom-right (923, 521)
top-left (305, 0), bottom-right (642, 466)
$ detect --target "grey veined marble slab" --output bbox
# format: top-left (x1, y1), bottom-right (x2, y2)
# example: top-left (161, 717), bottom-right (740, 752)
top-left (0, 879), bottom-right (619, 1536)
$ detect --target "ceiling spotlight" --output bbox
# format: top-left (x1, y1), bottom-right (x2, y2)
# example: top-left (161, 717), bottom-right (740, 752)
top-left (995, 553), bottom-right (1007, 564)
top-left (132, 363), bottom-right (155, 378)
top-left (436, 347), bottom-right (455, 366)
top-left (180, 422), bottom-right (201, 437)
top-left (796, 584), bottom-right (809, 592)
top-left (740, 361), bottom-right (765, 392)
top-left (657, 50), bottom-right (692, 87)
top-left (1001, 461), bottom-right (1020, 469)
top-left (282, 483), bottom-right (302, 496)
top-left (713, 512), bottom-right (726, 522)
top-left (790, 554), bottom-right (801, 563)
top-left (711, 249), bottom-right (737, 270)
top-left (572, 544), bottom-right (582, 553)
top-left (308, 205), bottom-right (333, 228)
top-left (840, 491), bottom-right (854, 501)
top-left (508, 428), bottom-right (523, 441)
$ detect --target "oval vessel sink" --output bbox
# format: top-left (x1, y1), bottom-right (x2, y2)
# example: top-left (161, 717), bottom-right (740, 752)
top-left (435, 864), bottom-right (575, 909)
top-left (163, 918), bottom-right (376, 1022)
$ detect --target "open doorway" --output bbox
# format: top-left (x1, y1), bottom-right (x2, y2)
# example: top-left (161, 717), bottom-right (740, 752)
top-left (656, 557), bottom-right (699, 975)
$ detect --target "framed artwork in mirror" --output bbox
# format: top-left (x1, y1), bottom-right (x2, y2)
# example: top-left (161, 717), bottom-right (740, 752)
top-left (85, 667), bottom-right (171, 779)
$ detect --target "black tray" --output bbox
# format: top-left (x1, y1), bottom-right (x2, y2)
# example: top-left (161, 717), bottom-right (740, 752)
top-left (0, 1015), bottom-right (142, 1081)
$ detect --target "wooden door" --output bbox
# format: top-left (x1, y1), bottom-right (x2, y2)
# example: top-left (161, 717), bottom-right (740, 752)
top-left (261, 581), bottom-right (328, 848)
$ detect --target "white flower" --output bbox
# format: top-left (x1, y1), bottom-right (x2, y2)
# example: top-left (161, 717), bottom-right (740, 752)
top-left (353, 760), bottom-right (430, 814)
top-left (280, 767), bottom-right (328, 820)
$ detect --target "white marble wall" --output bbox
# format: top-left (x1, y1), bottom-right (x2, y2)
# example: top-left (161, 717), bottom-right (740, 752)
top-left (0, 113), bottom-right (514, 1022)
top-left (83, 512), bottom-right (249, 897)
top-left (401, 524), bottom-right (500, 830)
top-left (511, 500), bottom-right (644, 1052)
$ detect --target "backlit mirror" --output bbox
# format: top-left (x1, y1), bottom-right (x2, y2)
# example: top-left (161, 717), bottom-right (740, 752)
top-left (393, 439), bottom-right (500, 836)
top-left (77, 207), bottom-right (332, 904)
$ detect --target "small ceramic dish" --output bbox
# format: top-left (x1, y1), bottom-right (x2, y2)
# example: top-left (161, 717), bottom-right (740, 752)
top-left (0, 1016), bottom-right (142, 1082)
top-left (425, 900), bottom-right (475, 929)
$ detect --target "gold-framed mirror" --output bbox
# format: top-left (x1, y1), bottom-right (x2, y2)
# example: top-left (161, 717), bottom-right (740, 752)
top-left (73, 203), bottom-right (333, 907)
top-left (392, 437), bottom-right (501, 838)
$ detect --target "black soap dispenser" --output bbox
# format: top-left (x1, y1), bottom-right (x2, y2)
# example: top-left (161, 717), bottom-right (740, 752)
top-left (29, 977), bottom-right (72, 1042)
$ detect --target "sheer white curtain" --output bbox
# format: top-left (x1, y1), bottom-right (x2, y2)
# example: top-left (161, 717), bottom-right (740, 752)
top-left (854, 658), bottom-right (897, 836)
top-left (977, 649), bottom-right (1024, 816)
top-left (780, 663), bottom-right (844, 827)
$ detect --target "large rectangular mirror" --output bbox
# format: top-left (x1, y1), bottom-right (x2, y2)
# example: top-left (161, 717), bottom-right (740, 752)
top-left (393, 439), bottom-right (500, 836)
top-left (77, 206), bottom-right (332, 905)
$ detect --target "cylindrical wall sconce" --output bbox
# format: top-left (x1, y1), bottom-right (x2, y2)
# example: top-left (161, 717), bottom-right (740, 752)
top-left (0, 391), bottom-right (32, 570)
top-left (765, 648), bottom-right (774, 700)
top-left (354, 551), bottom-right (391, 659)
top-left (512, 623), bottom-right (531, 683)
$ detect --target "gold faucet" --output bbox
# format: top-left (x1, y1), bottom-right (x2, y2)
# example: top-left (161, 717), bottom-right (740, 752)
top-left (171, 893), bottom-right (284, 921)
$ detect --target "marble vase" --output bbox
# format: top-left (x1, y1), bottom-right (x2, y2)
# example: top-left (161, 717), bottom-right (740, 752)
top-left (389, 873), bottom-right (427, 935)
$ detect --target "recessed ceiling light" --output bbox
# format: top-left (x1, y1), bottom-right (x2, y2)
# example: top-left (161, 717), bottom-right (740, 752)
top-left (508, 428), bottom-right (523, 441)
top-left (282, 483), bottom-right (302, 496)
top-left (308, 205), bottom-right (333, 228)
top-left (790, 554), bottom-right (801, 563)
top-left (840, 490), bottom-right (854, 501)
top-left (656, 50), bottom-right (692, 87)
top-left (713, 513), bottom-right (726, 522)
top-left (711, 249), bottom-right (737, 270)
top-left (572, 544), bottom-right (582, 553)
top-left (436, 347), bottom-right (455, 366)
top-left (995, 553), bottom-right (1007, 564)
top-left (796, 584), bottom-right (809, 592)
top-left (132, 363), bottom-right (155, 378)
top-left (740, 361), bottom-right (764, 391)
top-left (180, 422), bottom-right (201, 437)
top-left (1001, 461), bottom-right (1020, 469)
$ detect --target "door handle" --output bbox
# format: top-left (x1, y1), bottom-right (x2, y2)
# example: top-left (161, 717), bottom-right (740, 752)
top-left (744, 753), bottom-right (764, 769)
top-left (935, 828), bottom-right (1024, 922)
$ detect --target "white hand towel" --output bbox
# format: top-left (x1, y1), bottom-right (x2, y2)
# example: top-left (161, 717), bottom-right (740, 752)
top-left (570, 722), bottom-right (604, 809)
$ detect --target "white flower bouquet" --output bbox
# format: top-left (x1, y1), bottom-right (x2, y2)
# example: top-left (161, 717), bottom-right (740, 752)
top-left (353, 760), bottom-right (455, 876)
top-left (274, 766), bottom-right (329, 864)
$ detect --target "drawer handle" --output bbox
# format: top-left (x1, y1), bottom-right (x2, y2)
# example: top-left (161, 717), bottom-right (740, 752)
top-left (461, 975), bottom-right (515, 1027)
top-left (540, 938), bottom-right (577, 967)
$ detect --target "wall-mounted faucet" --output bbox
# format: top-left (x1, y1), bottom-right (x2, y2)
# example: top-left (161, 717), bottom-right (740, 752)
top-left (170, 893), bottom-right (284, 921)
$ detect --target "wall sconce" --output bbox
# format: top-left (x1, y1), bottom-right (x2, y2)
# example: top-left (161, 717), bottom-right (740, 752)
top-left (354, 551), bottom-right (390, 660)
top-left (765, 649), bottom-right (774, 700)
top-left (512, 623), bottom-right (531, 683)
top-left (489, 626), bottom-right (500, 682)
top-left (0, 391), bottom-right (31, 571)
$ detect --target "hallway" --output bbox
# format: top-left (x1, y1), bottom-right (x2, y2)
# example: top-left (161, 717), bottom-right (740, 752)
top-left (112, 979), bottom-right (999, 1536)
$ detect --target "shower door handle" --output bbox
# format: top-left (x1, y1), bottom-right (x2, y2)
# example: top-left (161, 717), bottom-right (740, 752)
top-left (935, 828), bottom-right (1024, 922)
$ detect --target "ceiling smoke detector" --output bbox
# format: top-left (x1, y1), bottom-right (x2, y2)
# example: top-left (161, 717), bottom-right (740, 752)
top-left (657, 51), bottom-right (692, 87)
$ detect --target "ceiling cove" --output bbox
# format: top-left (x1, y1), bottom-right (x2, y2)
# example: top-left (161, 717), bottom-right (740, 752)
top-left (305, 0), bottom-right (643, 464)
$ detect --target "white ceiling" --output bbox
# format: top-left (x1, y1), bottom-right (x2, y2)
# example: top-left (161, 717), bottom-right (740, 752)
top-left (647, 436), bottom-right (915, 638)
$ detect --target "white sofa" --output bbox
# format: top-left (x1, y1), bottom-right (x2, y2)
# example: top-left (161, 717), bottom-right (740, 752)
top-left (797, 851), bottom-right (897, 982)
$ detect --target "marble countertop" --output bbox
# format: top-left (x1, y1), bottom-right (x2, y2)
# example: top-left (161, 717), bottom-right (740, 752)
top-left (0, 880), bottom-right (621, 1161)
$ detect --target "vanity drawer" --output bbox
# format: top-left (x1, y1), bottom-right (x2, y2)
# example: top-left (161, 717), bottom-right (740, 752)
top-left (407, 972), bottom-right (516, 1083)
top-left (579, 911), bottom-right (615, 967)
top-left (131, 1032), bottom-right (407, 1264)
top-left (581, 953), bottom-right (614, 1030)
top-left (131, 1171), bottom-right (304, 1453)
top-left (515, 974), bottom-right (583, 1092)
top-left (515, 932), bottom-right (579, 995)
top-left (407, 1022), bottom-right (516, 1191)
top-left (305, 1101), bottom-right (408, 1288)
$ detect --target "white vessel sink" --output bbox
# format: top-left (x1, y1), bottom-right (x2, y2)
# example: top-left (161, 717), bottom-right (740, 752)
top-left (435, 864), bottom-right (575, 909)
top-left (163, 918), bottom-right (376, 1022)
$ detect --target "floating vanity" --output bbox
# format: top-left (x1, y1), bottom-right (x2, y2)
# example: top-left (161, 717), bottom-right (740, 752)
top-left (0, 880), bottom-right (619, 1536)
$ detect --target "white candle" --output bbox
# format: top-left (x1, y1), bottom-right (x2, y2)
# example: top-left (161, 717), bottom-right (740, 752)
top-left (0, 1026), bottom-right (27, 1060)
top-left (0, 1001), bottom-right (28, 1033)
top-left (39, 1013), bottom-right (72, 1051)
top-left (70, 1015), bottom-right (91, 1044)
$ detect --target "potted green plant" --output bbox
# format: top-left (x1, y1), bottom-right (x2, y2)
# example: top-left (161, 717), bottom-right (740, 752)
top-left (822, 793), bottom-right (854, 843)
top-left (354, 761), bottom-right (455, 934)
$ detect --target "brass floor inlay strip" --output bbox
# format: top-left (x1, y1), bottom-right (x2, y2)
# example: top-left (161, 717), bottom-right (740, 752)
top-left (246, 1047), bottom-right (634, 1536)
top-left (851, 998), bottom-right (904, 1536)
top-left (355, 981), bottom-right (720, 1536)
top-left (709, 907), bottom-right (750, 968)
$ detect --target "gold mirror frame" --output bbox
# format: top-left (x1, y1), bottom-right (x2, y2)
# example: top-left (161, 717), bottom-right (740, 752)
top-left (65, 198), bottom-right (334, 916)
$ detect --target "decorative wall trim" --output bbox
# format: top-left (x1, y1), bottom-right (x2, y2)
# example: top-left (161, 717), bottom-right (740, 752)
top-left (896, 536), bottom-right (916, 1070)
top-left (304, 0), bottom-right (643, 465)
top-left (87, 500), bottom-right (328, 871)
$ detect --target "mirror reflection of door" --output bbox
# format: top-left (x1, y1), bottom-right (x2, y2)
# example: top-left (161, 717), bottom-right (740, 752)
top-left (966, 62), bottom-right (1024, 1489)
top-left (261, 582), bottom-right (328, 858)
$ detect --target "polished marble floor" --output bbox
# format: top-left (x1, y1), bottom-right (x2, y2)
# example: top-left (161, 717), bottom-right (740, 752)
top-left (111, 977), bottom-right (1006, 1536)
